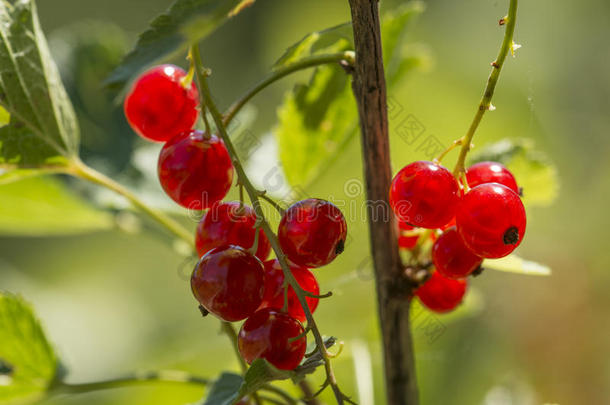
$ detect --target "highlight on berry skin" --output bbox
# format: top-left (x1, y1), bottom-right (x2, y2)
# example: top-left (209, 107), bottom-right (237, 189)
top-left (191, 245), bottom-right (265, 322)
top-left (158, 130), bottom-right (234, 209)
top-left (195, 201), bottom-right (271, 261)
top-left (456, 182), bottom-right (526, 259)
top-left (124, 64), bottom-right (199, 142)
top-left (278, 198), bottom-right (348, 268)
top-left (390, 161), bottom-right (459, 229)
top-left (238, 308), bottom-right (308, 370)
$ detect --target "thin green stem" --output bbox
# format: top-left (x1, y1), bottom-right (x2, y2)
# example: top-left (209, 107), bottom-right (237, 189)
top-left (453, 0), bottom-right (519, 177)
top-left (192, 44), bottom-right (348, 405)
top-left (223, 51), bottom-right (355, 126)
top-left (67, 159), bottom-right (194, 248)
top-left (53, 370), bottom-right (210, 395)
top-left (221, 321), bottom-right (248, 374)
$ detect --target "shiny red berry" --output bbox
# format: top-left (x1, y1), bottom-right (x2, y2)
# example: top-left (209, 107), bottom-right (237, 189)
top-left (238, 308), bottom-right (307, 370)
top-left (195, 202), bottom-right (271, 261)
top-left (456, 183), bottom-right (526, 258)
top-left (191, 245), bottom-right (264, 322)
top-left (258, 259), bottom-right (319, 322)
top-left (466, 161), bottom-right (519, 194)
top-left (278, 199), bottom-right (347, 268)
top-left (432, 227), bottom-right (483, 279)
top-left (397, 220), bottom-right (419, 250)
top-left (124, 65), bottom-right (199, 142)
top-left (158, 130), bottom-right (233, 209)
top-left (416, 270), bottom-right (467, 313)
top-left (390, 161), bottom-right (459, 229)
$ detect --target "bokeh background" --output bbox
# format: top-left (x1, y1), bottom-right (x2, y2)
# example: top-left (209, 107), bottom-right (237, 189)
top-left (1, 0), bottom-right (609, 404)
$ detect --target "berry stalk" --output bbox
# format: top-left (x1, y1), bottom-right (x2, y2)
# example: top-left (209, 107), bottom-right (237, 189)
top-left (223, 51), bottom-right (355, 126)
top-left (191, 44), bottom-right (350, 405)
top-left (453, 0), bottom-right (519, 177)
top-left (67, 158), bottom-right (195, 248)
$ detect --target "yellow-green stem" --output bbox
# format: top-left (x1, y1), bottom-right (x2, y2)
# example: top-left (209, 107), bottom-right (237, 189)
top-left (453, 0), bottom-right (519, 177)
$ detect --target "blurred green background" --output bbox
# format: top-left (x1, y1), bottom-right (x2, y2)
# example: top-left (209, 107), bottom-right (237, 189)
top-left (1, 0), bottom-right (609, 404)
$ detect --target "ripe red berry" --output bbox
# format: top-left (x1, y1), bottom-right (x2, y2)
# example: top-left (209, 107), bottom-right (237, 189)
top-left (258, 259), bottom-right (319, 322)
top-left (195, 202), bottom-right (271, 261)
top-left (390, 161), bottom-right (459, 229)
top-left (238, 308), bottom-right (307, 370)
top-left (191, 245), bottom-right (264, 322)
top-left (432, 227), bottom-right (483, 279)
top-left (416, 270), bottom-right (467, 313)
top-left (466, 161), bottom-right (519, 194)
top-left (278, 199), bottom-right (347, 268)
top-left (456, 183), bottom-right (526, 258)
top-left (397, 220), bottom-right (419, 250)
top-left (158, 130), bottom-right (233, 209)
top-left (124, 65), bottom-right (199, 142)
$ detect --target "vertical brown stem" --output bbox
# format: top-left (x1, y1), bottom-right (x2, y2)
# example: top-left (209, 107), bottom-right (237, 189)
top-left (347, 1), bottom-right (418, 404)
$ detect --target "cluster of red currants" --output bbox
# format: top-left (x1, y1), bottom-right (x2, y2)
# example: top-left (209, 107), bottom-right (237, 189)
top-left (390, 160), bottom-right (526, 313)
top-left (124, 65), bottom-right (348, 371)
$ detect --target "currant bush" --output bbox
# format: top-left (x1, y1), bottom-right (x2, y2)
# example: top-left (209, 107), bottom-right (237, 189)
top-left (124, 65), bottom-right (199, 142)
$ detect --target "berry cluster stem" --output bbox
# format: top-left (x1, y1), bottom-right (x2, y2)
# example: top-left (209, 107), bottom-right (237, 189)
top-left (453, 0), bottom-right (519, 177)
top-left (191, 44), bottom-right (350, 405)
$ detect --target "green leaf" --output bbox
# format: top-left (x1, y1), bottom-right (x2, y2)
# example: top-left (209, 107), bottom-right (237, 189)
top-left (106, 0), bottom-right (254, 90)
top-left (0, 0), bottom-right (80, 168)
top-left (274, 23), bottom-right (353, 69)
top-left (200, 373), bottom-right (242, 405)
top-left (382, 1), bottom-right (427, 85)
top-left (0, 106), bottom-right (9, 128)
top-left (468, 138), bottom-right (559, 207)
top-left (483, 255), bottom-right (552, 276)
top-left (0, 292), bottom-right (58, 403)
top-left (274, 4), bottom-right (426, 187)
top-left (0, 176), bottom-right (113, 236)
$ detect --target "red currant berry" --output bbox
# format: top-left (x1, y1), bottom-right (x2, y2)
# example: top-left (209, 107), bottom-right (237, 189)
top-left (191, 245), bottom-right (264, 322)
top-left (397, 220), bottom-right (419, 250)
top-left (278, 199), bottom-right (347, 268)
top-left (258, 259), bottom-right (319, 322)
top-left (124, 65), bottom-right (199, 142)
top-left (466, 161), bottom-right (519, 194)
top-left (416, 270), bottom-right (467, 313)
top-left (432, 227), bottom-right (483, 279)
top-left (456, 183), bottom-right (526, 258)
top-left (390, 161), bottom-right (459, 229)
top-left (195, 202), bottom-right (271, 261)
top-left (238, 308), bottom-right (307, 370)
top-left (158, 130), bottom-right (233, 209)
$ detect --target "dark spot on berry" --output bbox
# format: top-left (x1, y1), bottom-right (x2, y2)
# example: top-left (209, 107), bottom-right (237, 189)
top-left (0, 359), bottom-right (13, 376)
top-left (471, 265), bottom-right (485, 277)
top-left (198, 305), bottom-right (209, 317)
top-left (503, 226), bottom-right (520, 245)
top-left (335, 239), bottom-right (345, 255)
